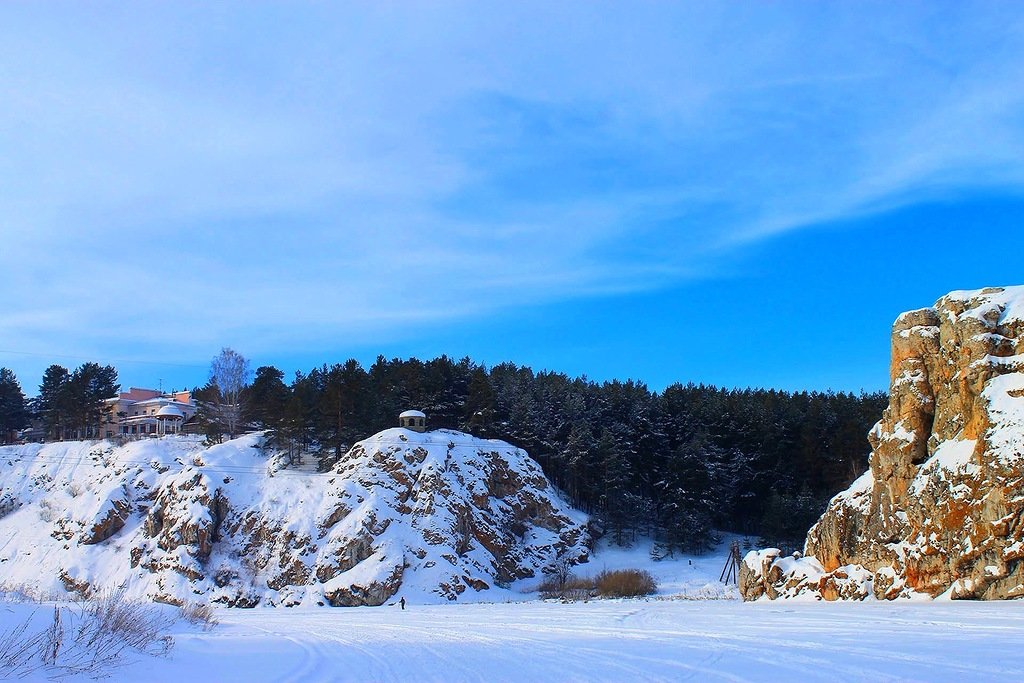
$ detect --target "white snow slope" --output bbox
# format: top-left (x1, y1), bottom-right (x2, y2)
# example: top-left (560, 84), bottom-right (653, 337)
top-left (3, 589), bottom-right (1023, 682)
top-left (0, 430), bottom-right (588, 607)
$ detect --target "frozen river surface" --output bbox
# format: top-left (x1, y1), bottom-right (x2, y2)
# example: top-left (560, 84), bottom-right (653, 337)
top-left (132, 598), bottom-right (1024, 683)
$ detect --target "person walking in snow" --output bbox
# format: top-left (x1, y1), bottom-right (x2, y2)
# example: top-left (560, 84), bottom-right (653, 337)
top-left (400, 597), bottom-right (406, 610)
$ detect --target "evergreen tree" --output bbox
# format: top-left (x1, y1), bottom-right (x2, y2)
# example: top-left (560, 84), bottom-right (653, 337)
top-left (0, 368), bottom-right (29, 443)
top-left (245, 366), bottom-right (290, 431)
top-left (37, 365), bottom-right (72, 440)
top-left (317, 360), bottom-right (370, 462)
top-left (562, 419), bottom-right (597, 510)
top-left (192, 382), bottom-right (226, 444)
top-left (68, 362), bottom-right (119, 438)
top-left (463, 367), bottom-right (496, 435)
top-left (654, 434), bottom-right (717, 555)
top-left (598, 428), bottom-right (634, 546)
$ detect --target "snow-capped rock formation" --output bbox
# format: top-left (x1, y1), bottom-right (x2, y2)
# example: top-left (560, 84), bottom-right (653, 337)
top-left (0, 428), bottom-right (589, 607)
top-left (741, 286), bottom-right (1024, 601)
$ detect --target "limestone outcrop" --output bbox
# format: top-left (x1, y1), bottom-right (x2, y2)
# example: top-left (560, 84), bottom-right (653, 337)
top-left (742, 286), bottom-right (1024, 600)
top-left (0, 429), bottom-right (589, 606)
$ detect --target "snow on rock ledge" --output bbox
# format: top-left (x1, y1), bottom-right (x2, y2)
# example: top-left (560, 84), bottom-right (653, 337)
top-left (741, 285), bottom-right (1024, 601)
top-left (0, 429), bottom-right (589, 607)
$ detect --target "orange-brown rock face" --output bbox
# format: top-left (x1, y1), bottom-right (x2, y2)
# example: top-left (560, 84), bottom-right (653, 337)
top-left (743, 286), bottom-right (1024, 600)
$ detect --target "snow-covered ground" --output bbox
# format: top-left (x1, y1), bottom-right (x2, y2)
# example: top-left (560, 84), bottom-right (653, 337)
top-left (4, 538), bottom-right (1024, 682)
top-left (4, 596), bottom-right (1023, 682)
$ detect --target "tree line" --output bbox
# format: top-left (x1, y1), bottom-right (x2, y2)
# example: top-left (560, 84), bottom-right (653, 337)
top-left (0, 354), bottom-right (888, 551)
top-left (198, 353), bottom-right (887, 553)
top-left (0, 363), bottom-right (120, 442)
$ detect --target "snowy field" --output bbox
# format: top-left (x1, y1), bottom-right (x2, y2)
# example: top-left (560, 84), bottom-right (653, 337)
top-left (4, 536), bottom-right (1024, 683)
top-left (4, 598), bottom-right (1024, 682)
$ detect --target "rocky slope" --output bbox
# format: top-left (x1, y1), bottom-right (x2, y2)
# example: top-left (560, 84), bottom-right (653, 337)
top-left (0, 428), bottom-right (589, 606)
top-left (741, 285), bottom-right (1024, 601)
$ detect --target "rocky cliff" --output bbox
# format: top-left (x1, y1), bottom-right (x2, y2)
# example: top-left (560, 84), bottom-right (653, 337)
top-left (741, 285), bottom-right (1024, 601)
top-left (0, 428), bottom-right (589, 606)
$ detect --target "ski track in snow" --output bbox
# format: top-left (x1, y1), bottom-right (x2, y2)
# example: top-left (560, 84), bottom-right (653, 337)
top-left (103, 600), bottom-right (1024, 683)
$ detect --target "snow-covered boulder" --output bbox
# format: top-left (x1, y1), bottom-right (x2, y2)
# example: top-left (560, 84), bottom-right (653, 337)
top-left (742, 285), bottom-right (1024, 601)
top-left (739, 548), bottom-right (875, 601)
top-left (0, 428), bottom-right (589, 606)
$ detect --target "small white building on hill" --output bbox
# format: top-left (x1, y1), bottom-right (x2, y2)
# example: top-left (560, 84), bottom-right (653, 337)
top-left (399, 410), bottom-right (427, 432)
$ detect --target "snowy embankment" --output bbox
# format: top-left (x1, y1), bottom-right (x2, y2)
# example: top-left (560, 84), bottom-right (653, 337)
top-left (0, 431), bottom-right (588, 607)
top-left (4, 597), bottom-right (1023, 682)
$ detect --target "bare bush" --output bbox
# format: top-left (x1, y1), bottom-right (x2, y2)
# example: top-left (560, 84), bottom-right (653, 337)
top-left (0, 583), bottom-right (62, 604)
top-left (41, 606), bottom-right (63, 666)
top-left (0, 588), bottom-right (176, 678)
top-left (180, 602), bottom-right (218, 630)
top-left (0, 493), bottom-right (18, 520)
top-left (38, 498), bottom-right (57, 523)
top-left (538, 575), bottom-right (595, 601)
top-left (0, 611), bottom-right (46, 677)
top-left (595, 569), bottom-right (658, 598)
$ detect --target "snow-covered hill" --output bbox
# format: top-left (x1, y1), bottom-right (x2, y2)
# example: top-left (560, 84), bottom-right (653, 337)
top-left (0, 428), bottom-right (589, 606)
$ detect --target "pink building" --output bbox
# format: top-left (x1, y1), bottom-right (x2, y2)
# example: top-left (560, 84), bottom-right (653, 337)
top-left (102, 388), bottom-right (197, 438)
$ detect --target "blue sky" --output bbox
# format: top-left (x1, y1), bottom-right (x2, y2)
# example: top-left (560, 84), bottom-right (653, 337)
top-left (2, 2), bottom-right (1024, 396)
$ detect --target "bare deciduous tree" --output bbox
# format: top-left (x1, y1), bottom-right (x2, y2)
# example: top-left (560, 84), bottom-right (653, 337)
top-left (207, 347), bottom-right (251, 439)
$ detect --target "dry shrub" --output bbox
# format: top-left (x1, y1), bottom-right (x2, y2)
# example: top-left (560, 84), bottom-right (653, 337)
top-left (538, 575), bottom-right (595, 601)
top-left (0, 588), bottom-right (175, 678)
top-left (180, 602), bottom-right (219, 630)
top-left (0, 583), bottom-right (62, 604)
top-left (0, 611), bottom-right (46, 677)
top-left (594, 569), bottom-right (657, 598)
top-left (0, 493), bottom-right (19, 519)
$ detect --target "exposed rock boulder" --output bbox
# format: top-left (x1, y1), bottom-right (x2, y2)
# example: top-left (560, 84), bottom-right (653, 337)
top-left (80, 486), bottom-right (132, 545)
top-left (742, 285), bottom-right (1024, 600)
top-left (0, 428), bottom-right (589, 607)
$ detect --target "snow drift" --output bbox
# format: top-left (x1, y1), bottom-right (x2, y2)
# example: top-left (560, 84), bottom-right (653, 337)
top-left (0, 428), bottom-right (589, 606)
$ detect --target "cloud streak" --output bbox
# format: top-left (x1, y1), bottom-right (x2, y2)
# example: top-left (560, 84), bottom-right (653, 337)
top-left (2, 1), bottom-right (1024, 384)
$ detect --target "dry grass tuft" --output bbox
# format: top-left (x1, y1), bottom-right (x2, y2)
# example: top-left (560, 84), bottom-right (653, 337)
top-left (538, 566), bottom-right (659, 601)
top-left (538, 575), bottom-right (596, 601)
top-left (0, 588), bottom-right (176, 678)
top-left (594, 569), bottom-right (658, 598)
top-left (180, 602), bottom-right (219, 630)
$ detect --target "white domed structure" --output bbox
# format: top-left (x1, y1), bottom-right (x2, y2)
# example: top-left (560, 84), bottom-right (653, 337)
top-left (399, 410), bottom-right (427, 433)
top-left (156, 404), bottom-right (185, 435)
top-left (156, 405), bottom-right (184, 419)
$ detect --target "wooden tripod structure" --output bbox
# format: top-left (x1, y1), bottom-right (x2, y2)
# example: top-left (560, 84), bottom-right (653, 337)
top-left (719, 540), bottom-right (742, 585)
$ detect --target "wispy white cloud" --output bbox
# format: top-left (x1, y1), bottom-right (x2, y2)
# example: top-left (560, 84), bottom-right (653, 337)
top-left (2, 1), bottom-right (1024, 384)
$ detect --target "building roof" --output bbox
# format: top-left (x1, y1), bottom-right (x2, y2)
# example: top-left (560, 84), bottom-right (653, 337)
top-left (156, 405), bottom-right (185, 418)
top-left (399, 410), bottom-right (426, 419)
top-left (118, 388), bottom-right (163, 402)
